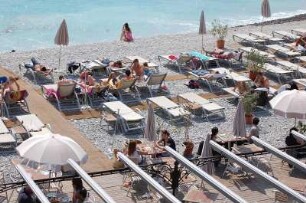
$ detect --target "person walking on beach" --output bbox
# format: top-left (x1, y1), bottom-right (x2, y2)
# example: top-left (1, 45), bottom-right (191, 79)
top-left (120, 23), bottom-right (133, 42)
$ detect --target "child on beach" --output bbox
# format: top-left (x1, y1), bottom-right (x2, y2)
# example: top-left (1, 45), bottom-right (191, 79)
top-left (120, 23), bottom-right (133, 42)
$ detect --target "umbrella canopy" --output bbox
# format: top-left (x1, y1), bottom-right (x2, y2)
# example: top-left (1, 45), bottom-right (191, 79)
top-left (144, 103), bottom-right (156, 141)
top-left (269, 90), bottom-right (306, 119)
top-left (199, 10), bottom-right (206, 52)
top-left (261, 0), bottom-right (271, 18)
top-left (16, 133), bottom-right (88, 168)
top-left (233, 99), bottom-right (246, 137)
top-left (54, 19), bottom-right (69, 45)
top-left (201, 134), bottom-right (214, 175)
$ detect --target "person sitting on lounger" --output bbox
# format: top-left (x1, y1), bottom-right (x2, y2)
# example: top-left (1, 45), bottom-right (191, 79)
top-left (109, 60), bottom-right (123, 68)
top-left (120, 23), bottom-right (134, 42)
top-left (233, 81), bottom-right (249, 95)
top-left (24, 57), bottom-right (53, 76)
top-left (155, 130), bottom-right (176, 157)
top-left (207, 48), bottom-right (238, 59)
top-left (1, 76), bottom-right (20, 98)
top-left (254, 72), bottom-right (269, 89)
top-left (131, 59), bottom-right (144, 80)
top-left (79, 70), bottom-right (96, 86)
top-left (58, 75), bottom-right (74, 85)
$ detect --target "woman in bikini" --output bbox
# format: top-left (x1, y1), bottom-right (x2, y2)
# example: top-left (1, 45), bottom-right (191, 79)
top-left (120, 23), bottom-right (133, 42)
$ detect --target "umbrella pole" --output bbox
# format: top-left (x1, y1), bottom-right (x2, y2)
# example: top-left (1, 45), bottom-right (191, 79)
top-left (58, 45), bottom-right (62, 71)
top-left (201, 34), bottom-right (204, 53)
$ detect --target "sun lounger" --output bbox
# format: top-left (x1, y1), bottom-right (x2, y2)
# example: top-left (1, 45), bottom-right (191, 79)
top-left (109, 78), bottom-right (141, 103)
top-left (233, 34), bottom-right (265, 47)
top-left (222, 87), bottom-right (241, 99)
top-left (21, 64), bottom-right (54, 85)
top-left (276, 60), bottom-right (306, 78)
top-left (210, 67), bottom-right (250, 83)
top-left (293, 78), bottom-right (306, 88)
top-left (102, 101), bottom-right (145, 134)
top-left (266, 44), bottom-right (301, 58)
top-left (249, 32), bottom-right (284, 44)
top-left (297, 56), bottom-right (306, 65)
top-left (42, 82), bottom-right (81, 112)
top-left (16, 114), bottom-right (52, 137)
top-left (291, 28), bottom-right (306, 35)
top-left (0, 119), bottom-right (16, 150)
top-left (272, 31), bottom-right (300, 42)
top-left (124, 56), bottom-right (159, 72)
top-left (158, 53), bottom-right (196, 73)
top-left (178, 92), bottom-right (225, 121)
top-left (147, 96), bottom-right (190, 124)
top-left (82, 60), bottom-right (109, 76)
top-left (136, 73), bottom-right (167, 97)
top-left (3, 90), bottom-right (29, 118)
top-left (263, 63), bottom-right (294, 84)
top-left (188, 51), bottom-right (220, 69)
top-left (238, 47), bottom-right (276, 61)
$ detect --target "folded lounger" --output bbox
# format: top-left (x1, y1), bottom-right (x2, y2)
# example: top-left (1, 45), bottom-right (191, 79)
top-left (178, 92), bottom-right (225, 121)
top-left (276, 60), bottom-right (306, 78)
top-left (147, 96), bottom-right (190, 124)
top-left (232, 34), bottom-right (265, 46)
top-left (272, 31), bottom-right (300, 42)
top-left (102, 101), bottom-right (145, 134)
top-left (249, 32), bottom-right (284, 44)
top-left (266, 44), bottom-right (301, 58)
top-left (16, 114), bottom-right (52, 137)
top-left (263, 63), bottom-right (294, 84)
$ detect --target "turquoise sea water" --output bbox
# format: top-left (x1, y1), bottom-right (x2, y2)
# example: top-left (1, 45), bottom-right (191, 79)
top-left (0, 0), bottom-right (306, 52)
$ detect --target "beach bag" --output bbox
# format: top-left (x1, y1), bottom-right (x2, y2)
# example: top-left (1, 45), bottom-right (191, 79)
top-left (187, 80), bottom-right (200, 89)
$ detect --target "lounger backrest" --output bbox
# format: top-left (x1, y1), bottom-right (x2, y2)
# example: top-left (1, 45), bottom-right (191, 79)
top-left (4, 90), bottom-right (29, 104)
top-left (118, 78), bottom-right (136, 90)
top-left (0, 119), bottom-right (9, 134)
top-left (147, 73), bottom-right (167, 86)
top-left (58, 82), bottom-right (76, 98)
top-left (177, 53), bottom-right (193, 64)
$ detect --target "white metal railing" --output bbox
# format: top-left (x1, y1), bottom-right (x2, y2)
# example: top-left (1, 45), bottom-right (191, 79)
top-left (67, 159), bottom-right (116, 203)
top-left (291, 130), bottom-right (306, 142)
top-left (210, 141), bottom-right (306, 203)
top-left (117, 152), bottom-right (181, 203)
top-left (165, 146), bottom-right (247, 203)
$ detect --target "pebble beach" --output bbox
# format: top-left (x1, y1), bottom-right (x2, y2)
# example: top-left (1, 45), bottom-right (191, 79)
top-left (0, 15), bottom-right (305, 182)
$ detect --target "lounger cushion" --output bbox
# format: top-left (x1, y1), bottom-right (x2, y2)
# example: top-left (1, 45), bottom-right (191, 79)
top-left (0, 133), bottom-right (16, 144)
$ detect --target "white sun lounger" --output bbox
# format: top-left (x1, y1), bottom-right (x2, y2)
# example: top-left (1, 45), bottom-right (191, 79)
top-left (233, 34), bottom-right (265, 46)
top-left (272, 31), bottom-right (300, 42)
top-left (222, 87), bottom-right (241, 99)
top-left (178, 93), bottom-right (225, 121)
top-left (276, 60), bottom-right (306, 78)
top-left (293, 78), bottom-right (306, 88)
top-left (249, 32), bottom-right (284, 44)
top-left (147, 96), bottom-right (190, 123)
top-left (0, 119), bottom-right (16, 150)
top-left (16, 114), bottom-right (52, 137)
top-left (297, 56), bottom-right (306, 64)
top-left (102, 101), bottom-right (144, 134)
top-left (238, 47), bottom-right (276, 61)
top-left (266, 44), bottom-right (301, 58)
top-left (291, 28), bottom-right (306, 35)
top-left (263, 63), bottom-right (294, 84)
top-left (210, 67), bottom-right (250, 83)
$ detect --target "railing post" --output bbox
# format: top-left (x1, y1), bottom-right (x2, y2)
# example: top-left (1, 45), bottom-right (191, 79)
top-left (170, 160), bottom-right (181, 196)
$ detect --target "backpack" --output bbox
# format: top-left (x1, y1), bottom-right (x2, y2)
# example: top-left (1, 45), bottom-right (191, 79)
top-left (188, 80), bottom-right (200, 89)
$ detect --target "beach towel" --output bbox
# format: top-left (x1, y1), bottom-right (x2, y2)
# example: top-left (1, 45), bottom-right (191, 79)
top-left (189, 51), bottom-right (211, 61)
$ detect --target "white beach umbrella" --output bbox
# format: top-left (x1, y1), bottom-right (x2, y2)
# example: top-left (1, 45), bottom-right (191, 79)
top-left (201, 134), bottom-right (214, 175)
top-left (16, 133), bottom-right (88, 169)
top-left (233, 99), bottom-right (246, 137)
top-left (54, 19), bottom-right (69, 71)
top-left (261, 0), bottom-right (271, 31)
top-left (269, 90), bottom-right (306, 120)
top-left (144, 103), bottom-right (156, 141)
top-left (199, 10), bottom-right (206, 52)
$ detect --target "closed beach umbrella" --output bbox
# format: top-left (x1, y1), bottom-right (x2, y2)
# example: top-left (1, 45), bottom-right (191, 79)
top-left (144, 103), bottom-right (156, 141)
top-left (233, 99), bottom-right (246, 137)
top-left (261, 0), bottom-right (271, 31)
top-left (54, 19), bottom-right (69, 70)
top-left (199, 10), bottom-right (206, 52)
top-left (16, 133), bottom-right (88, 170)
top-left (201, 134), bottom-right (214, 175)
top-left (270, 90), bottom-right (306, 120)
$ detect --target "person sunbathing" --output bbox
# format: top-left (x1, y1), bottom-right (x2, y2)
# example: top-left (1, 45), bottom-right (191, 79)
top-left (79, 70), bottom-right (96, 86)
top-left (131, 59), bottom-right (144, 80)
top-left (1, 76), bottom-right (20, 97)
top-left (109, 60), bottom-right (123, 68)
top-left (254, 72), bottom-right (269, 89)
top-left (101, 70), bottom-right (134, 90)
top-left (33, 64), bottom-right (53, 76)
top-left (233, 81), bottom-right (249, 95)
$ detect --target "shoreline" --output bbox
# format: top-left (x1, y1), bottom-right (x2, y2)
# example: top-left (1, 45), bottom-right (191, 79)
top-left (1, 12), bottom-right (306, 54)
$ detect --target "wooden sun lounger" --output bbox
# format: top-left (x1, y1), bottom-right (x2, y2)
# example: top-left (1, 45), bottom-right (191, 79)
top-left (233, 34), bottom-right (265, 46)
top-left (147, 96), bottom-right (190, 123)
top-left (266, 44), bottom-right (301, 58)
top-left (272, 31), bottom-right (300, 42)
top-left (276, 60), bottom-right (306, 78)
top-left (102, 101), bottom-right (145, 134)
top-left (249, 32), bottom-right (284, 44)
top-left (238, 47), bottom-right (276, 61)
top-left (178, 92), bottom-right (225, 121)
top-left (291, 28), bottom-right (306, 35)
top-left (263, 63), bottom-right (294, 84)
